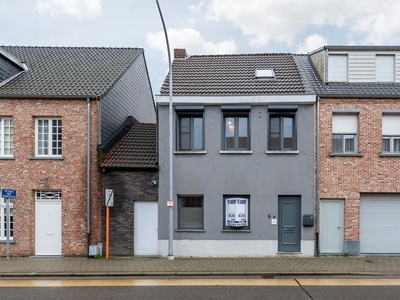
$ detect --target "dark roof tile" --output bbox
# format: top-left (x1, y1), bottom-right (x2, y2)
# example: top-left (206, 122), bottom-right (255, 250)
top-left (101, 123), bottom-right (157, 169)
top-left (160, 53), bottom-right (311, 95)
top-left (0, 46), bottom-right (143, 98)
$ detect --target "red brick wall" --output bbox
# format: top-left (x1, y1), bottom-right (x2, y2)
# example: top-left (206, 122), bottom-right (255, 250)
top-left (0, 98), bottom-right (101, 257)
top-left (319, 98), bottom-right (400, 241)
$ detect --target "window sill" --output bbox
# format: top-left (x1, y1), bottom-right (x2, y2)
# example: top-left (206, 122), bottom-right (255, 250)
top-left (0, 239), bottom-right (15, 244)
top-left (174, 151), bottom-right (207, 155)
top-left (175, 229), bottom-right (205, 232)
top-left (330, 153), bottom-right (362, 157)
top-left (221, 229), bottom-right (251, 233)
top-left (28, 156), bottom-right (64, 160)
top-left (266, 150), bottom-right (299, 155)
top-left (220, 150), bottom-right (253, 155)
top-left (380, 152), bottom-right (400, 157)
top-left (0, 156), bottom-right (15, 160)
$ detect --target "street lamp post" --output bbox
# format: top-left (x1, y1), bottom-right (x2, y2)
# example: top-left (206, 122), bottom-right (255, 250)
top-left (156, 0), bottom-right (174, 260)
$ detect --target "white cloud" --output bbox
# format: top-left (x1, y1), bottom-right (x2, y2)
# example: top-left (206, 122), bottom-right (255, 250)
top-left (296, 34), bottom-right (328, 53)
top-left (199, 0), bottom-right (400, 47)
top-left (146, 27), bottom-right (237, 62)
top-left (35, 0), bottom-right (102, 21)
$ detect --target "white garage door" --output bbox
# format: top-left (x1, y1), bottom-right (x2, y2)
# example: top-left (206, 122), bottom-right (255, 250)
top-left (360, 195), bottom-right (400, 254)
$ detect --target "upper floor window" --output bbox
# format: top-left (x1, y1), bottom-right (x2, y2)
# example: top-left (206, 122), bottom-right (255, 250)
top-left (382, 114), bottom-right (400, 153)
top-left (332, 114), bottom-right (358, 154)
top-left (268, 106), bottom-right (297, 151)
top-left (376, 55), bottom-right (395, 82)
top-left (222, 106), bottom-right (250, 151)
top-left (0, 197), bottom-right (13, 241)
top-left (178, 195), bottom-right (204, 230)
top-left (35, 118), bottom-right (62, 157)
top-left (176, 106), bottom-right (204, 151)
top-left (224, 116), bottom-right (249, 150)
top-left (328, 54), bottom-right (348, 82)
top-left (0, 118), bottom-right (13, 157)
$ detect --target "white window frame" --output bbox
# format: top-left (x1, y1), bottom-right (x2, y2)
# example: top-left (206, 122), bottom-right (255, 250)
top-left (376, 55), bottom-right (395, 82)
top-left (382, 114), bottom-right (400, 153)
top-left (0, 196), bottom-right (13, 241)
top-left (328, 54), bottom-right (348, 82)
top-left (35, 190), bottom-right (62, 201)
top-left (332, 114), bottom-right (358, 154)
top-left (35, 118), bottom-right (62, 157)
top-left (0, 118), bottom-right (14, 157)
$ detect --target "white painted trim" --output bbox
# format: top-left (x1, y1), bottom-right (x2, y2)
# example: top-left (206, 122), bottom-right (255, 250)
top-left (155, 95), bottom-right (316, 105)
top-left (158, 240), bottom-right (314, 257)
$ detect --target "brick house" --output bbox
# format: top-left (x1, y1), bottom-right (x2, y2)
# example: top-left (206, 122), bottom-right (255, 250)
top-left (101, 123), bottom-right (158, 256)
top-left (306, 46), bottom-right (400, 255)
top-left (0, 46), bottom-right (155, 257)
top-left (155, 49), bottom-right (316, 257)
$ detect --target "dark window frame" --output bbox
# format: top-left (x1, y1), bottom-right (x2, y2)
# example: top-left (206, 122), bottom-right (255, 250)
top-left (268, 113), bottom-right (296, 150)
top-left (177, 195), bottom-right (204, 230)
top-left (176, 111), bottom-right (204, 151)
top-left (223, 195), bottom-right (250, 230)
top-left (222, 113), bottom-right (250, 151)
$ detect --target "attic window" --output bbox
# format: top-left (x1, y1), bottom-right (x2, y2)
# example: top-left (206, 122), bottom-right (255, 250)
top-left (255, 69), bottom-right (275, 79)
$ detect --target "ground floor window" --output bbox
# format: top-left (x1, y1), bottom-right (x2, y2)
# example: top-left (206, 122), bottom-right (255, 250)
top-left (0, 196), bottom-right (13, 240)
top-left (178, 195), bottom-right (204, 229)
top-left (223, 195), bottom-right (250, 230)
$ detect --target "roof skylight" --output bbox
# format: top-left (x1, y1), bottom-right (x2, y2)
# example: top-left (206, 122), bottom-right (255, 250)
top-left (255, 68), bottom-right (275, 79)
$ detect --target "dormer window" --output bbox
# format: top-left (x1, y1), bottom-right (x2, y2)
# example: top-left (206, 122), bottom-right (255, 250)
top-left (376, 55), bottom-right (394, 82)
top-left (328, 54), bottom-right (348, 82)
top-left (255, 68), bottom-right (275, 79)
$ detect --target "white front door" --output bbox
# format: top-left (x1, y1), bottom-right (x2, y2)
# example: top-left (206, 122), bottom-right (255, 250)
top-left (320, 200), bottom-right (344, 254)
top-left (134, 202), bottom-right (158, 256)
top-left (35, 193), bottom-right (62, 256)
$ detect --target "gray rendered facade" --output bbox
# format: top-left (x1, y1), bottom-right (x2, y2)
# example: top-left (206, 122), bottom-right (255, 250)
top-left (157, 102), bottom-right (315, 257)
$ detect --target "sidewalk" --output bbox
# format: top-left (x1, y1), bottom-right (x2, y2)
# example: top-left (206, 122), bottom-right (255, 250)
top-left (1, 256), bottom-right (400, 277)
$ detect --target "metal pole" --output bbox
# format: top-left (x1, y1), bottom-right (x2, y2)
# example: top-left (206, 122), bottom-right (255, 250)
top-left (106, 205), bottom-right (109, 259)
top-left (6, 197), bottom-right (10, 260)
top-left (156, 0), bottom-right (174, 260)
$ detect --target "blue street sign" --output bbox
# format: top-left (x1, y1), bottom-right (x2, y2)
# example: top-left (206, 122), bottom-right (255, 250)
top-left (1, 189), bottom-right (16, 199)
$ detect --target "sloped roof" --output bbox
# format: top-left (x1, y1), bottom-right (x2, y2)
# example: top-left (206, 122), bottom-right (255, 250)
top-left (101, 123), bottom-right (157, 169)
top-left (295, 54), bottom-right (400, 98)
top-left (0, 46), bottom-right (143, 98)
top-left (160, 53), bottom-right (314, 95)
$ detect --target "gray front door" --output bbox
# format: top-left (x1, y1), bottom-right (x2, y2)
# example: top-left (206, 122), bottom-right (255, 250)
top-left (278, 196), bottom-right (301, 252)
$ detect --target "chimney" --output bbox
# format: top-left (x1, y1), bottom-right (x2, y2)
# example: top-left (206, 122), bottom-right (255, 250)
top-left (174, 49), bottom-right (187, 59)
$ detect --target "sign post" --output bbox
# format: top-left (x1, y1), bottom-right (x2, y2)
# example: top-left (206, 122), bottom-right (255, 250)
top-left (1, 189), bottom-right (16, 260)
top-left (105, 189), bottom-right (114, 260)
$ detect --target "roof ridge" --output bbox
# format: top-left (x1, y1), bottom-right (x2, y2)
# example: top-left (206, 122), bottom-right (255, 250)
top-left (1, 45), bottom-right (143, 50)
top-left (187, 52), bottom-right (295, 58)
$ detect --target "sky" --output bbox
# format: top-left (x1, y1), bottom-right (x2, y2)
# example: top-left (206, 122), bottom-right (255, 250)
top-left (2, 0), bottom-right (400, 93)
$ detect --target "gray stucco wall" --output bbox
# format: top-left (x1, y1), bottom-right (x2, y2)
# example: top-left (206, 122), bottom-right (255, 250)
top-left (100, 53), bottom-right (156, 144)
top-left (158, 104), bottom-right (315, 242)
top-left (102, 169), bottom-right (158, 256)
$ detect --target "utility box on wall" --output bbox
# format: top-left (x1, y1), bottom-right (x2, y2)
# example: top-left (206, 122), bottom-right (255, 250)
top-left (303, 214), bottom-right (314, 227)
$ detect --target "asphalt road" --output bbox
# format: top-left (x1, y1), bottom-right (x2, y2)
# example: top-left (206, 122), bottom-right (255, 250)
top-left (1, 277), bottom-right (400, 300)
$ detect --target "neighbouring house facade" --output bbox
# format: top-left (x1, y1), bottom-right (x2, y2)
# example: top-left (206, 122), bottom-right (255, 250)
top-left (0, 46), bottom-right (155, 257)
top-left (101, 123), bottom-right (158, 256)
top-left (156, 49), bottom-right (316, 257)
top-left (307, 46), bottom-right (400, 256)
